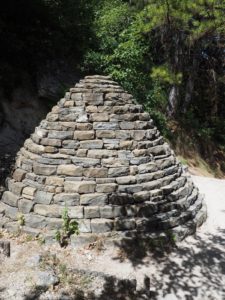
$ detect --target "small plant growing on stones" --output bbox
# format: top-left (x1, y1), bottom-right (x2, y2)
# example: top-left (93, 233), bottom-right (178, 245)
top-left (55, 207), bottom-right (79, 247)
top-left (37, 235), bottom-right (45, 245)
top-left (17, 213), bottom-right (25, 226)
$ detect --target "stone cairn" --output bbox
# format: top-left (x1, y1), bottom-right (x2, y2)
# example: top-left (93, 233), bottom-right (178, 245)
top-left (0, 75), bottom-right (207, 244)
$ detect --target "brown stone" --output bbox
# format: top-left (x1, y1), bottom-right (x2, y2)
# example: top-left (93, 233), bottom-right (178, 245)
top-left (74, 131), bottom-right (94, 140)
top-left (64, 181), bottom-right (96, 193)
top-left (57, 165), bottom-right (83, 176)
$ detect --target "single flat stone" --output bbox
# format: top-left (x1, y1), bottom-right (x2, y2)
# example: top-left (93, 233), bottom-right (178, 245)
top-left (54, 193), bottom-right (80, 206)
top-left (35, 191), bottom-right (54, 205)
top-left (91, 219), bottom-right (114, 233)
top-left (64, 181), bottom-right (96, 193)
top-left (2, 191), bottom-right (19, 207)
top-left (57, 165), bottom-right (83, 176)
top-left (80, 193), bottom-right (108, 206)
top-left (18, 199), bottom-right (34, 213)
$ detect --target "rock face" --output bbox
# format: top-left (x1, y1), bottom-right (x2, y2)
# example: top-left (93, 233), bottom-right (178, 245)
top-left (0, 75), bottom-right (207, 242)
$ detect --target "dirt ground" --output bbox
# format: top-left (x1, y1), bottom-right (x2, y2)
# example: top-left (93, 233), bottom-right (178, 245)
top-left (0, 175), bottom-right (224, 300)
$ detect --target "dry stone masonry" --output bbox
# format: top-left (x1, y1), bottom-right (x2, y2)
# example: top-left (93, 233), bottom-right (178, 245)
top-left (0, 75), bottom-right (207, 243)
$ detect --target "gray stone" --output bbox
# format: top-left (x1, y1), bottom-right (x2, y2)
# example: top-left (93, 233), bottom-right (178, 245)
top-left (131, 130), bottom-right (146, 141)
top-left (64, 177), bottom-right (83, 182)
top-left (91, 219), bottom-right (114, 233)
top-left (41, 138), bottom-right (61, 147)
top-left (34, 204), bottom-right (63, 218)
top-left (115, 130), bottom-right (131, 140)
top-left (116, 176), bottom-right (136, 185)
top-left (100, 206), bottom-right (124, 218)
top-left (33, 163), bottom-right (57, 176)
top-left (18, 199), bottom-right (34, 213)
top-left (77, 219), bottom-right (91, 233)
top-left (71, 92), bottom-right (82, 101)
top-left (130, 157), bottom-right (150, 165)
top-left (96, 183), bottom-right (118, 193)
top-left (134, 191), bottom-right (150, 202)
top-left (149, 145), bottom-right (167, 156)
top-left (118, 150), bottom-right (133, 160)
top-left (36, 128), bottom-right (48, 138)
top-left (142, 180), bottom-right (161, 191)
top-left (168, 184), bottom-right (192, 201)
top-left (36, 271), bottom-right (59, 287)
top-left (138, 162), bottom-right (158, 174)
top-left (102, 158), bottom-right (129, 167)
top-left (83, 167), bottom-right (108, 178)
top-left (62, 140), bottom-right (80, 149)
top-left (87, 149), bottom-right (116, 159)
top-left (13, 169), bottom-right (26, 182)
top-left (76, 149), bottom-right (88, 157)
top-left (37, 157), bottom-right (71, 165)
top-left (119, 122), bottom-right (135, 130)
top-left (45, 218), bottom-right (63, 230)
top-left (2, 191), bottom-right (19, 207)
top-left (76, 113), bottom-right (88, 123)
top-left (48, 131), bottom-right (73, 140)
top-left (83, 93), bottom-right (104, 105)
top-left (68, 206), bottom-right (84, 219)
top-left (157, 156), bottom-right (175, 170)
top-left (35, 191), bottom-right (54, 205)
top-left (72, 157), bottom-right (100, 167)
top-left (118, 184), bottom-right (142, 194)
top-left (80, 193), bottom-right (108, 206)
top-left (108, 193), bottom-right (133, 205)
top-left (1, 203), bottom-right (18, 220)
top-left (80, 140), bottom-right (103, 149)
top-left (26, 254), bottom-right (42, 267)
top-left (93, 122), bottom-right (119, 130)
top-left (96, 178), bottom-right (116, 184)
top-left (47, 113), bottom-right (59, 122)
top-left (84, 206), bottom-right (100, 218)
top-left (64, 181), bottom-right (96, 193)
top-left (108, 167), bottom-right (130, 177)
top-left (54, 193), bottom-right (80, 206)
top-left (96, 130), bottom-right (115, 138)
top-left (8, 180), bottom-right (25, 196)
top-left (124, 205), bottom-right (138, 217)
top-left (115, 219), bottom-right (136, 231)
top-left (25, 214), bottom-right (47, 228)
top-left (137, 203), bottom-right (158, 217)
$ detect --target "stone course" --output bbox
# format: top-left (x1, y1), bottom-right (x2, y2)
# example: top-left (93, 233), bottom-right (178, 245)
top-left (0, 75), bottom-right (206, 242)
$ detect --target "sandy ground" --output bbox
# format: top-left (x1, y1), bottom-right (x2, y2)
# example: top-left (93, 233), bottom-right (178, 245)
top-left (0, 175), bottom-right (224, 300)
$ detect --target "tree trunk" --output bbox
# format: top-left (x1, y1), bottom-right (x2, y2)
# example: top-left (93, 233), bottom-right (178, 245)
top-left (167, 86), bottom-right (179, 117)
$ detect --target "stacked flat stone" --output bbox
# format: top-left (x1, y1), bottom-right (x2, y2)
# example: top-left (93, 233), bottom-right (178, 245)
top-left (0, 75), bottom-right (207, 242)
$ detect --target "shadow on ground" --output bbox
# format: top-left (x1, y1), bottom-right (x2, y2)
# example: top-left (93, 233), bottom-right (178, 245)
top-left (19, 229), bottom-right (225, 300)
top-left (149, 228), bottom-right (225, 299)
top-left (23, 276), bottom-right (152, 300)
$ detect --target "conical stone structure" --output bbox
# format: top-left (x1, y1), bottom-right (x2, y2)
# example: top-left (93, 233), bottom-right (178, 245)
top-left (0, 75), bottom-right (207, 242)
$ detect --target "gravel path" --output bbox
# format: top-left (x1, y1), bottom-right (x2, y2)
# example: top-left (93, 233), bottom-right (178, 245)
top-left (0, 176), bottom-right (224, 300)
